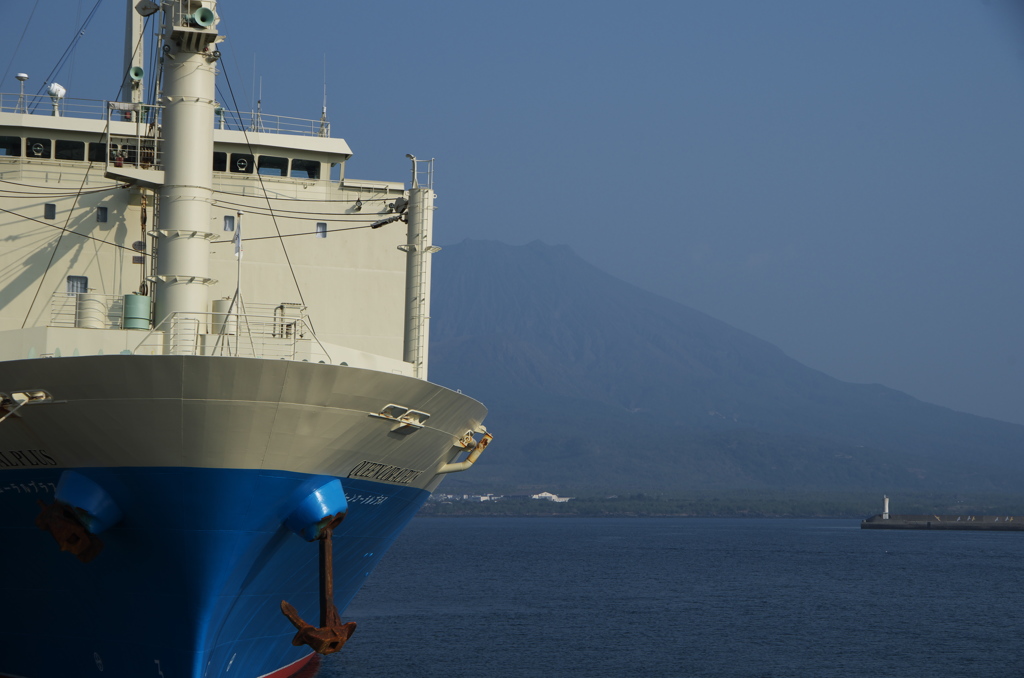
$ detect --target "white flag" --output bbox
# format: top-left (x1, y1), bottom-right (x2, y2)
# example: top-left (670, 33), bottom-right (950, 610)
top-left (233, 212), bottom-right (243, 259)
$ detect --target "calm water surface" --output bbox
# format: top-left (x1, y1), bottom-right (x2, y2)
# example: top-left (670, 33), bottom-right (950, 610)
top-left (320, 517), bottom-right (1024, 677)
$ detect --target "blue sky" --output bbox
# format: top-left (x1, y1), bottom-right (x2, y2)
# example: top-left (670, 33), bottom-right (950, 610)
top-left (5, 0), bottom-right (1024, 424)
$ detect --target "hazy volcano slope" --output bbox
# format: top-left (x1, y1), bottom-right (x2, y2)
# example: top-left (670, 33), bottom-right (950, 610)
top-left (429, 240), bottom-right (1024, 492)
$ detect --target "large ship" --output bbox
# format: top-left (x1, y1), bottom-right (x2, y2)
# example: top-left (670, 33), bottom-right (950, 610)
top-left (0, 2), bottom-right (490, 676)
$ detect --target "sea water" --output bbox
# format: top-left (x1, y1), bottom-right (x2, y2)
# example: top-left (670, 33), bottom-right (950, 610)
top-left (322, 517), bottom-right (1024, 678)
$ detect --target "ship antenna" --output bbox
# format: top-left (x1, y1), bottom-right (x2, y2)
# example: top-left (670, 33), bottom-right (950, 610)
top-left (252, 77), bottom-right (264, 132)
top-left (15, 73), bottom-right (28, 114)
top-left (318, 54), bottom-right (329, 138)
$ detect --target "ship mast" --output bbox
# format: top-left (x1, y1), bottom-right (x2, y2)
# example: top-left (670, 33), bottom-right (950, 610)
top-left (402, 156), bottom-right (439, 380)
top-left (120, 0), bottom-right (147, 104)
top-left (153, 0), bottom-right (222, 350)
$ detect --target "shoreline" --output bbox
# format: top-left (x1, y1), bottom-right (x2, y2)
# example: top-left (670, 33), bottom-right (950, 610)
top-left (416, 492), bottom-right (1024, 519)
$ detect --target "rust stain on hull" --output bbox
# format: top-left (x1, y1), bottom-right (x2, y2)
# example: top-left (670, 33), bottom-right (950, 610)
top-left (35, 499), bottom-right (103, 563)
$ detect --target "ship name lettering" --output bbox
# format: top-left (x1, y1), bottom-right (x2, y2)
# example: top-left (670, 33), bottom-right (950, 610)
top-left (0, 480), bottom-right (56, 494)
top-left (343, 493), bottom-right (389, 506)
top-left (348, 460), bottom-right (423, 485)
top-left (0, 449), bottom-right (58, 468)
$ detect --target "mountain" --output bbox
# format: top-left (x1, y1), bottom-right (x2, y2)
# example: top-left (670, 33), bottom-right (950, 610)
top-left (429, 240), bottom-right (1024, 493)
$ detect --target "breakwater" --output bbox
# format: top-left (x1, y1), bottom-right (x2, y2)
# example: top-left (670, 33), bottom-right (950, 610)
top-left (861, 514), bottom-right (1024, 530)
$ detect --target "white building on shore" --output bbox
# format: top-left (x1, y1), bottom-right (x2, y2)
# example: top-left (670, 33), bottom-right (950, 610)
top-left (531, 492), bottom-right (573, 503)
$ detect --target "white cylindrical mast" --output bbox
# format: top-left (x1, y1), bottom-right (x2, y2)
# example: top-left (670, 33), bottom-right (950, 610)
top-left (154, 1), bottom-right (222, 349)
top-left (882, 495), bottom-right (890, 520)
top-left (402, 157), bottom-right (439, 380)
top-left (121, 0), bottom-right (146, 104)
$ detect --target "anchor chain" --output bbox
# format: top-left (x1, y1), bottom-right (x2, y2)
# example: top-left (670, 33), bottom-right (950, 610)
top-left (281, 512), bottom-right (357, 654)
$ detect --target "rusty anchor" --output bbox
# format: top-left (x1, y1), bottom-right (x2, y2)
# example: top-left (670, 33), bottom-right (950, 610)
top-left (281, 512), bottom-right (357, 654)
top-left (35, 499), bottom-right (104, 563)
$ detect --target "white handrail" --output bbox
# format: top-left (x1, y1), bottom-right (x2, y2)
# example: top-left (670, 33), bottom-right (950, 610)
top-left (130, 310), bottom-right (312, 359)
top-left (0, 92), bottom-right (329, 137)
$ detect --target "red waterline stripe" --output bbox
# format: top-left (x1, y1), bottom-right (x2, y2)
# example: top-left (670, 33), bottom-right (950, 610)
top-left (256, 653), bottom-right (317, 678)
top-left (3, 654), bottom-right (318, 678)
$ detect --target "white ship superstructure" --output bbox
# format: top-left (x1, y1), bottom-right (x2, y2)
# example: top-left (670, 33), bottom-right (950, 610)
top-left (1, 64), bottom-right (426, 373)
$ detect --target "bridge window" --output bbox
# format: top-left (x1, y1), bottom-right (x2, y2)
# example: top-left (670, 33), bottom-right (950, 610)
top-left (257, 155), bottom-right (287, 176)
top-left (290, 158), bottom-right (320, 179)
top-left (0, 136), bottom-right (21, 156)
top-left (212, 151), bottom-right (226, 172)
top-left (88, 143), bottom-right (107, 162)
top-left (230, 153), bottom-right (253, 174)
top-left (27, 138), bottom-right (51, 158)
top-left (55, 140), bottom-right (85, 161)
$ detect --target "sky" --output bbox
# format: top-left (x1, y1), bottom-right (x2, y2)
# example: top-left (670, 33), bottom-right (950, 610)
top-left (3, 0), bottom-right (1024, 425)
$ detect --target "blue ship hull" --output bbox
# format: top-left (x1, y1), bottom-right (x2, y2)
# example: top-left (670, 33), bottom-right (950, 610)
top-left (0, 467), bottom-right (428, 678)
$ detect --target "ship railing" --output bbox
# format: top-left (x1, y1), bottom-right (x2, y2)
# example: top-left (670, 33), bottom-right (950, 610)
top-left (132, 311), bottom-right (313, 360)
top-left (215, 109), bottom-right (329, 137)
top-left (106, 101), bottom-right (163, 126)
top-left (0, 93), bottom-right (112, 120)
top-left (1, 93), bottom-right (328, 138)
top-left (48, 293), bottom-right (125, 330)
top-left (105, 103), bottom-right (164, 172)
top-left (106, 133), bottom-right (163, 171)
